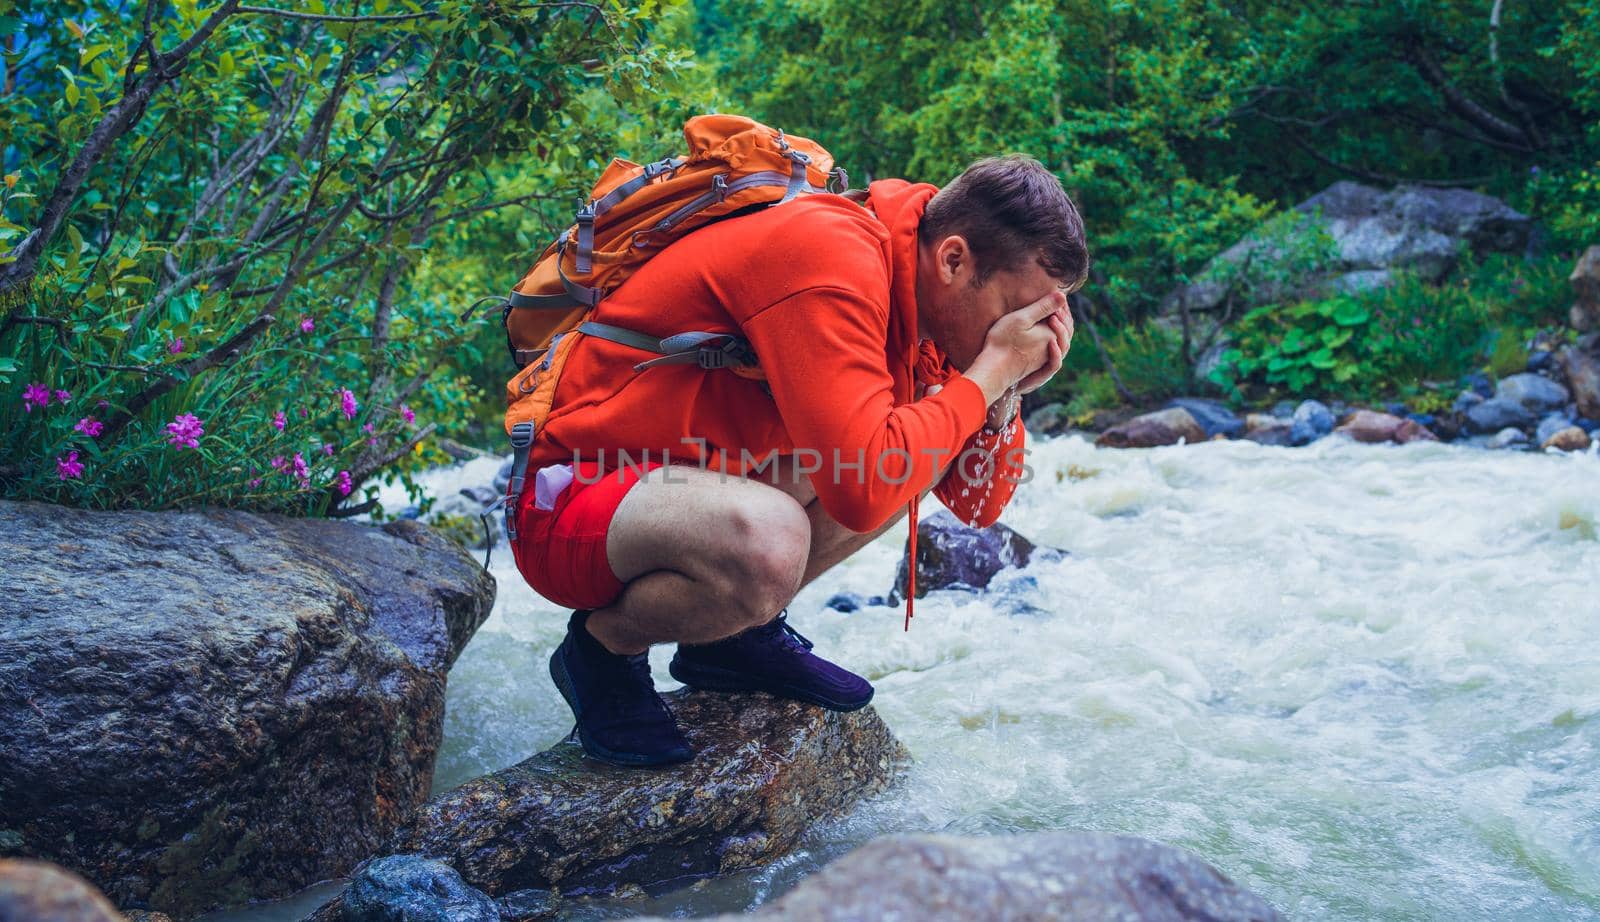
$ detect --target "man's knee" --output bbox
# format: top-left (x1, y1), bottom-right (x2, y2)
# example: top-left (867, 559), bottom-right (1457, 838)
top-left (719, 495), bottom-right (809, 628)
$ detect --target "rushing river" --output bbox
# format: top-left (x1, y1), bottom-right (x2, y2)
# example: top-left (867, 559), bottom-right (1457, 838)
top-left (214, 434), bottom-right (1600, 921)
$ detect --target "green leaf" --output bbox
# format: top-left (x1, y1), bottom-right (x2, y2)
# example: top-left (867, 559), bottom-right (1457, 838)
top-left (1308, 348), bottom-right (1338, 370)
top-left (1332, 301), bottom-right (1371, 327)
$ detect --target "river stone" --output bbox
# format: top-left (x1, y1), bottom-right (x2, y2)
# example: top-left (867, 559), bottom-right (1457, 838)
top-left (1096, 406), bottom-right (1207, 448)
top-left (1543, 426), bottom-right (1592, 452)
top-left (1243, 414), bottom-right (1295, 446)
top-left (1536, 413), bottom-right (1575, 446)
top-left (1165, 398), bottom-right (1244, 438)
top-left (380, 690), bottom-right (906, 901)
top-left (1486, 427), bottom-right (1530, 450)
top-left (332, 855), bottom-right (499, 922)
top-left (1024, 401), bottom-right (1071, 436)
top-left (1463, 397), bottom-right (1537, 434)
top-left (0, 500), bottom-right (495, 918)
top-left (1495, 372), bottom-right (1570, 413)
top-left (641, 831), bottom-right (1282, 922)
top-left (1571, 245), bottom-right (1600, 331)
top-left (890, 509), bottom-right (1063, 601)
top-left (0, 859), bottom-right (123, 922)
top-left (1336, 409), bottom-right (1438, 445)
top-left (1559, 337), bottom-right (1600, 421)
top-left (1290, 399), bottom-right (1335, 445)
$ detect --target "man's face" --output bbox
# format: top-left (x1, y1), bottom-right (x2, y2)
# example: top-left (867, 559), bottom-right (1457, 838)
top-left (919, 236), bottom-right (1064, 371)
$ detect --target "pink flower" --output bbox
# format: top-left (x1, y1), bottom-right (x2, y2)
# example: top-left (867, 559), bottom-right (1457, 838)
top-left (168, 338), bottom-right (183, 354)
top-left (270, 455), bottom-right (288, 472)
top-left (56, 450), bottom-right (83, 480)
top-left (248, 478), bottom-right (262, 488)
top-left (291, 452), bottom-right (309, 484)
top-left (54, 389), bottom-right (71, 403)
top-left (400, 404), bottom-right (415, 425)
top-left (165, 412), bottom-right (204, 449)
top-left (321, 443), bottom-right (335, 456)
top-left (363, 422), bottom-right (378, 446)
top-left (272, 410), bottom-right (286, 431)
top-left (23, 382), bottom-right (50, 412)
top-left (299, 407), bottom-right (308, 418)
top-left (336, 470), bottom-right (353, 496)
top-left (338, 388), bottom-right (358, 420)
top-left (74, 417), bottom-right (104, 437)
top-left (299, 316), bottom-right (315, 334)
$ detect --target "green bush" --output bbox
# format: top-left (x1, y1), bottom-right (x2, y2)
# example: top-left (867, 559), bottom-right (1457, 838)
top-left (1, 0), bottom-right (682, 514)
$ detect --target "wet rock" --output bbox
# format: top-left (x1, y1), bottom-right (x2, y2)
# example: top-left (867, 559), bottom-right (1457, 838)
top-left (0, 859), bottom-right (123, 922)
top-left (891, 509), bottom-right (1064, 601)
top-left (1336, 409), bottom-right (1438, 444)
top-left (1486, 427), bottom-right (1530, 450)
top-left (1559, 337), bottom-right (1600, 420)
top-left (1084, 406), bottom-right (1139, 432)
top-left (1244, 414), bottom-right (1295, 446)
top-left (1527, 349), bottom-right (1556, 374)
top-left (1536, 413), bottom-right (1575, 446)
top-left (1023, 401), bottom-right (1071, 436)
top-left (1270, 400), bottom-right (1298, 419)
top-left (1096, 407), bottom-right (1207, 448)
top-left (1165, 398), bottom-right (1244, 438)
top-left (0, 501), bottom-right (496, 918)
top-left (824, 591), bottom-right (866, 613)
top-left (493, 457), bottom-right (515, 494)
top-left (1463, 397), bottom-right (1537, 434)
top-left (384, 690), bottom-right (906, 901)
top-left (643, 831), bottom-right (1282, 922)
top-left (1495, 372), bottom-right (1569, 413)
top-left (1543, 427), bottom-right (1592, 452)
top-left (1571, 245), bottom-right (1600, 331)
top-left (1290, 399), bottom-right (1335, 445)
top-left (310, 855), bottom-right (499, 922)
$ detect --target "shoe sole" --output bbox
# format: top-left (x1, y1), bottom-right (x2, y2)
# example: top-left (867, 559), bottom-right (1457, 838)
top-left (549, 643), bottom-right (693, 768)
top-left (668, 659), bottom-right (874, 712)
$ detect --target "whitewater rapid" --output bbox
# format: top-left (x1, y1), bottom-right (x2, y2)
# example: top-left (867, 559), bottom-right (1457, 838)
top-left (375, 435), bottom-right (1600, 919)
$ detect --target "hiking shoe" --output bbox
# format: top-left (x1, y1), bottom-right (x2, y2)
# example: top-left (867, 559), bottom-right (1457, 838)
top-left (548, 610), bottom-right (693, 767)
top-left (669, 612), bottom-right (874, 712)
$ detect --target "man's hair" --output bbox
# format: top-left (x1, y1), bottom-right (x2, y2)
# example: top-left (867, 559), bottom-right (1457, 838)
top-left (919, 154), bottom-right (1089, 290)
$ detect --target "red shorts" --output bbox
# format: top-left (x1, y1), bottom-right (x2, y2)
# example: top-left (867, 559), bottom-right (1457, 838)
top-left (511, 459), bottom-right (662, 610)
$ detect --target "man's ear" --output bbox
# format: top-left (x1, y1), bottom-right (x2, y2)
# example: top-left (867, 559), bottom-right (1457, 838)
top-left (935, 235), bottom-right (970, 285)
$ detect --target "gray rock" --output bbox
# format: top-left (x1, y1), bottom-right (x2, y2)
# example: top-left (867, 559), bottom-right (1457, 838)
top-left (642, 831), bottom-right (1283, 922)
top-left (1452, 390), bottom-right (1486, 414)
top-left (891, 509), bottom-right (1064, 602)
top-left (1096, 407), bottom-right (1207, 448)
top-left (493, 458), bottom-right (514, 494)
top-left (1495, 372), bottom-right (1570, 413)
top-left (0, 501), bottom-right (496, 918)
top-left (380, 690), bottom-right (906, 901)
top-left (1463, 397), bottom-right (1537, 434)
top-left (1542, 426), bottom-right (1592, 452)
top-left (1487, 427), bottom-right (1530, 450)
top-left (1536, 413), bottom-right (1575, 446)
top-left (0, 859), bottom-right (123, 922)
top-left (337, 856), bottom-right (498, 922)
top-left (1159, 182), bottom-right (1530, 328)
top-left (1165, 398), bottom-right (1244, 438)
top-left (1269, 400), bottom-right (1298, 419)
top-left (1336, 409), bottom-right (1437, 444)
top-left (1290, 399), bottom-right (1335, 445)
top-left (1024, 401), bottom-right (1071, 436)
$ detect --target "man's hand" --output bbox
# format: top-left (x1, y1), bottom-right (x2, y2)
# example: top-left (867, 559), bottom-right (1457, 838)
top-left (1017, 301), bottom-right (1073, 395)
top-left (965, 290), bottom-right (1067, 406)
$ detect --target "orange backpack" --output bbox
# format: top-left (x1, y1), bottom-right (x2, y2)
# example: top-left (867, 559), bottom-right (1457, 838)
top-left (490, 114), bottom-right (847, 544)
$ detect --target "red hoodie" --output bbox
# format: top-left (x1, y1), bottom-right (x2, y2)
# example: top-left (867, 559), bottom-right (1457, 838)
top-left (529, 179), bottom-right (1027, 622)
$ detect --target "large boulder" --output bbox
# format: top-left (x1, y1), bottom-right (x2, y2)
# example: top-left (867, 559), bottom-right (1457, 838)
top-left (0, 859), bottom-right (123, 922)
top-left (1096, 407), bottom-right (1207, 448)
top-left (1165, 398), bottom-right (1244, 438)
top-left (372, 690), bottom-right (905, 903)
top-left (644, 831), bottom-right (1282, 921)
top-left (891, 509), bottom-right (1064, 601)
top-left (1571, 245), bottom-right (1600, 331)
top-left (1159, 182), bottom-right (1531, 349)
top-left (0, 501), bottom-right (495, 918)
top-left (1559, 334), bottom-right (1600, 420)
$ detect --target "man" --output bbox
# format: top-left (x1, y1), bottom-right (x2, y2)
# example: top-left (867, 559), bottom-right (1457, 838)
top-left (512, 154), bottom-right (1088, 766)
